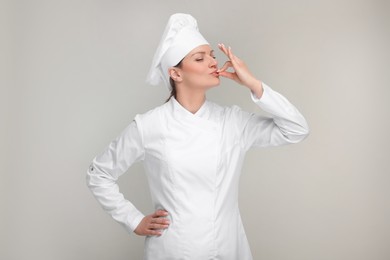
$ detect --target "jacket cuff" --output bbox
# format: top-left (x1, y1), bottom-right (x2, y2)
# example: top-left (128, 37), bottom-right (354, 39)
top-left (127, 211), bottom-right (145, 233)
top-left (250, 82), bottom-right (270, 103)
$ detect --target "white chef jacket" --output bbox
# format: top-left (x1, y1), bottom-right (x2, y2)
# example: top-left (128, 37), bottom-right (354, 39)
top-left (87, 83), bottom-right (309, 260)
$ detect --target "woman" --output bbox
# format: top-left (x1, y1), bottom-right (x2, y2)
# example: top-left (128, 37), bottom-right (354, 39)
top-left (87, 13), bottom-right (309, 260)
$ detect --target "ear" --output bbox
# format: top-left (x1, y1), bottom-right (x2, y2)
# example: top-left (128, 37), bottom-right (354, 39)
top-left (168, 67), bottom-right (183, 83)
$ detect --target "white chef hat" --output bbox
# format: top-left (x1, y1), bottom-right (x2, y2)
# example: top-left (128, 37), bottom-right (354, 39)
top-left (146, 13), bottom-right (209, 90)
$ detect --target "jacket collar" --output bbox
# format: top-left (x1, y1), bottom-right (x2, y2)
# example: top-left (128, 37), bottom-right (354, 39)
top-left (167, 97), bottom-right (218, 131)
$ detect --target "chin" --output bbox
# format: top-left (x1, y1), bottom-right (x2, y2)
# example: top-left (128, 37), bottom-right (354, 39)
top-left (209, 77), bottom-right (220, 88)
top-left (192, 77), bottom-right (220, 90)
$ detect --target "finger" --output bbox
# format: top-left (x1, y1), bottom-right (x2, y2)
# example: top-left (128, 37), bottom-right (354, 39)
top-left (149, 223), bottom-right (170, 230)
top-left (218, 43), bottom-right (227, 55)
top-left (220, 44), bottom-right (233, 60)
top-left (146, 229), bottom-right (162, 236)
top-left (227, 46), bottom-right (239, 66)
top-left (218, 43), bottom-right (230, 58)
top-left (219, 44), bottom-right (239, 70)
top-left (227, 46), bottom-right (234, 60)
top-left (148, 218), bottom-right (170, 227)
top-left (218, 71), bottom-right (236, 80)
top-left (153, 217), bottom-right (170, 224)
top-left (217, 61), bottom-right (233, 73)
top-left (153, 209), bottom-right (169, 217)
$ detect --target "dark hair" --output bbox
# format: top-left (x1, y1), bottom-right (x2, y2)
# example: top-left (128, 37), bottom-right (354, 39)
top-left (165, 59), bottom-right (183, 102)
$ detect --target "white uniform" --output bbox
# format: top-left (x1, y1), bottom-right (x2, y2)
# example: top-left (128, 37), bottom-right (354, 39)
top-left (87, 83), bottom-right (309, 259)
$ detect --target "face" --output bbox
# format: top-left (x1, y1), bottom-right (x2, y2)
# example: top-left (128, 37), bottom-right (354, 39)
top-left (170, 44), bottom-right (220, 90)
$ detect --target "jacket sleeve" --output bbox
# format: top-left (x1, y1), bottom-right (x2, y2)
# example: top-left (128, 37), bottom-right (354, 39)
top-left (241, 82), bottom-right (310, 150)
top-left (86, 120), bottom-right (145, 234)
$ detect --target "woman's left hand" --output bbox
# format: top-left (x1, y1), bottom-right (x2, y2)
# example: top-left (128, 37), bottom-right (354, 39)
top-left (217, 43), bottom-right (263, 98)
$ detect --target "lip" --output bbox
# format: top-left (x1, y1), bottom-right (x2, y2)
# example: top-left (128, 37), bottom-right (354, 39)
top-left (210, 71), bottom-right (219, 77)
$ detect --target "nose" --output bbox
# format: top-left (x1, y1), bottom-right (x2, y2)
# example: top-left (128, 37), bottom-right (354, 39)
top-left (209, 56), bottom-right (218, 68)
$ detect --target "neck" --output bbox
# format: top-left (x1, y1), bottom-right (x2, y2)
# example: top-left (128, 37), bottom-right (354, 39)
top-left (175, 87), bottom-right (206, 114)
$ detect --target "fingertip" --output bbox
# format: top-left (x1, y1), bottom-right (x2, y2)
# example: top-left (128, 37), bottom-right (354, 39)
top-left (229, 46), bottom-right (233, 55)
top-left (157, 209), bottom-right (169, 216)
top-left (149, 230), bottom-right (161, 236)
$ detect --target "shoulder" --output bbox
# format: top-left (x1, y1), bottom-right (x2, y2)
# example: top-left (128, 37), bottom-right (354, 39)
top-left (135, 102), bottom-right (169, 121)
top-left (133, 102), bottom-right (169, 138)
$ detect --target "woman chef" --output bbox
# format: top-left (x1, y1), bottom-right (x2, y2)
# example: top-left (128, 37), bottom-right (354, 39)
top-left (87, 13), bottom-right (309, 260)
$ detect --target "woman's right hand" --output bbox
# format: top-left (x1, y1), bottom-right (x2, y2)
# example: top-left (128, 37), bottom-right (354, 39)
top-left (134, 209), bottom-right (170, 236)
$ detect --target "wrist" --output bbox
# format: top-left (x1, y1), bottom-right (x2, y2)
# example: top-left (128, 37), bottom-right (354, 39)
top-left (247, 79), bottom-right (263, 99)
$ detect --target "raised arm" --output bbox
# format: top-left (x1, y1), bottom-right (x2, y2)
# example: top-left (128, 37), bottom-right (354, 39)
top-left (242, 83), bottom-right (309, 149)
top-left (217, 43), bottom-right (309, 149)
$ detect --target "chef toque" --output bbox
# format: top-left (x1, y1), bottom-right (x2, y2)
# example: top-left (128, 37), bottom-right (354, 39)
top-left (146, 13), bottom-right (209, 90)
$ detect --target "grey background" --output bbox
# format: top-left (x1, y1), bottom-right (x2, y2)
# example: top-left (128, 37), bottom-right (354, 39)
top-left (2, 0), bottom-right (389, 259)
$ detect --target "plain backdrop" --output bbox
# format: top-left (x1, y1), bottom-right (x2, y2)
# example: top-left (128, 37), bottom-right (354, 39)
top-left (1, 0), bottom-right (390, 259)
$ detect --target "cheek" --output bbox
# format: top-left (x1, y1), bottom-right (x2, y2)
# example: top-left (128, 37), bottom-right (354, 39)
top-left (182, 63), bottom-right (208, 75)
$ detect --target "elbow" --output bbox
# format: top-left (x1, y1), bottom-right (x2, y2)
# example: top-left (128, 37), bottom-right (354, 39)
top-left (302, 121), bottom-right (310, 139)
top-left (294, 117), bottom-right (310, 142)
top-left (300, 122), bottom-right (310, 138)
top-left (86, 164), bottom-right (104, 189)
top-left (299, 127), bottom-right (310, 142)
top-left (86, 163), bottom-right (116, 189)
top-left (86, 164), bottom-right (94, 189)
top-left (294, 125), bottom-right (310, 143)
top-left (284, 125), bottom-right (310, 144)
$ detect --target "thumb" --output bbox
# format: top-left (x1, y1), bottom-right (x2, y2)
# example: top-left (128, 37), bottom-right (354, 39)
top-left (218, 71), bottom-right (236, 80)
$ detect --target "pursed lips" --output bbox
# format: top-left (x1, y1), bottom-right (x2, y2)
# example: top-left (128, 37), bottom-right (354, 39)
top-left (210, 70), bottom-right (219, 77)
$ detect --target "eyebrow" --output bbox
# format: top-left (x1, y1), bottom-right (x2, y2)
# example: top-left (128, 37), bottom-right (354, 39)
top-left (190, 50), bottom-right (215, 57)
